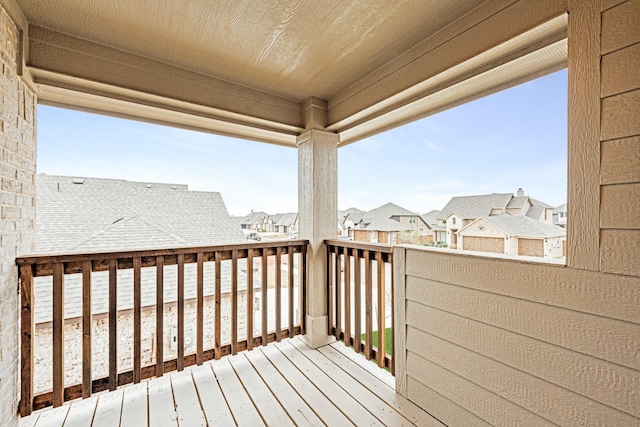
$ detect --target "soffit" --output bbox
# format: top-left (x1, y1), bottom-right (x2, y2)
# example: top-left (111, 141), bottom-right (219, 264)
top-left (16, 0), bottom-right (484, 101)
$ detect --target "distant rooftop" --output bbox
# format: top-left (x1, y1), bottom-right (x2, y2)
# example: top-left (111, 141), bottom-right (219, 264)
top-left (36, 174), bottom-right (244, 253)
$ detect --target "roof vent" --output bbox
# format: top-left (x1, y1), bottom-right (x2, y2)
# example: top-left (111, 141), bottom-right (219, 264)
top-left (72, 178), bottom-right (85, 184)
top-left (146, 184), bottom-right (152, 188)
top-left (172, 186), bottom-right (177, 190)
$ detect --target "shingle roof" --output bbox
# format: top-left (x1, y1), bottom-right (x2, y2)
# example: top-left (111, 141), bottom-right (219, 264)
top-left (437, 193), bottom-right (514, 220)
top-left (240, 211), bottom-right (269, 226)
top-left (468, 214), bottom-right (566, 238)
top-left (420, 210), bottom-right (440, 227)
top-left (553, 203), bottom-right (567, 214)
top-left (36, 174), bottom-right (245, 253)
top-left (359, 202), bottom-right (419, 232)
top-left (274, 212), bottom-right (298, 227)
top-left (35, 174), bottom-right (248, 323)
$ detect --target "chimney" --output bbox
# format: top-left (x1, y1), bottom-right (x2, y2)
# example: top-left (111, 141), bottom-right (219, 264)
top-left (517, 188), bottom-right (524, 197)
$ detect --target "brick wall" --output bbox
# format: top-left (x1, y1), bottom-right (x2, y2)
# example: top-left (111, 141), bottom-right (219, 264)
top-left (0, 4), bottom-right (36, 424)
top-left (32, 296), bottom-right (251, 393)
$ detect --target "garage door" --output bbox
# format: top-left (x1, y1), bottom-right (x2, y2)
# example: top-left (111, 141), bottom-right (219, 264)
top-left (354, 230), bottom-right (369, 242)
top-left (463, 236), bottom-right (504, 254)
top-left (518, 238), bottom-right (544, 257)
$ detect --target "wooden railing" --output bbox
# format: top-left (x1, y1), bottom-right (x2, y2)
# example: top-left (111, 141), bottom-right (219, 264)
top-left (17, 240), bottom-right (307, 416)
top-left (325, 239), bottom-right (394, 373)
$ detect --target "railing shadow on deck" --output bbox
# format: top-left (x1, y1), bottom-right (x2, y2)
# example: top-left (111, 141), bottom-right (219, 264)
top-left (17, 240), bottom-right (308, 416)
top-left (325, 239), bottom-right (394, 374)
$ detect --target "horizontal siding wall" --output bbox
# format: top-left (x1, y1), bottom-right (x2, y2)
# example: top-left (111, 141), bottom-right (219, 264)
top-left (395, 248), bottom-right (640, 426)
top-left (600, 0), bottom-right (640, 276)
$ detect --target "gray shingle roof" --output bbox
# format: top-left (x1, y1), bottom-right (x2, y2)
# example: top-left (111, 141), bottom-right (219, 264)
top-left (36, 174), bottom-right (244, 253)
top-left (469, 214), bottom-right (566, 238)
top-left (240, 211), bottom-right (269, 226)
top-left (437, 193), bottom-right (514, 220)
top-left (553, 203), bottom-right (567, 214)
top-left (420, 210), bottom-right (440, 227)
top-left (358, 202), bottom-right (421, 232)
top-left (34, 174), bottom-right (248, 323)
top-left (274, 212), bottom-right (298, 227)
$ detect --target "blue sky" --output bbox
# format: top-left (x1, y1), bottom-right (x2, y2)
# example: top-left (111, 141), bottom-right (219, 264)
top-left (37, 69), bottom-right (567, 216)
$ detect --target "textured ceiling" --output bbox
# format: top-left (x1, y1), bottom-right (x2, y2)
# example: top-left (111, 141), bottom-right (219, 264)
top-left (17, 0), bottom-right (485, 101)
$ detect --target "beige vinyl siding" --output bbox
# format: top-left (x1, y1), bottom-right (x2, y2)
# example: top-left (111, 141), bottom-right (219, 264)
top-left (599, 0), bottom-right (640, 277)
top-left (395, 247), bottom-right (640, 426)
top-left (394, 3), bottom-right (640, 423)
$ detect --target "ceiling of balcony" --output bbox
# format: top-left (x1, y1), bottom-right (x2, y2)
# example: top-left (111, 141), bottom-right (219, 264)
top-left (17, 0), bottom-right (485, 100)
top-left (10, 0), bottom-right (568, 146)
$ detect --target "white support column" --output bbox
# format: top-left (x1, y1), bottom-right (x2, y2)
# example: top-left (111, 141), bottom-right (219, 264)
top-left (297, 98), bottom-right (338, 348)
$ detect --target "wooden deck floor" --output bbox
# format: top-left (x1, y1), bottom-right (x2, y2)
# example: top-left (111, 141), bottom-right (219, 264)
top-left (20, 337), bottom-right (442, 427)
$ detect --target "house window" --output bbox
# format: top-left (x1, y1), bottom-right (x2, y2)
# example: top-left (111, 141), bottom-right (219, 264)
top-left (452, 218), bottom-right (456, 225)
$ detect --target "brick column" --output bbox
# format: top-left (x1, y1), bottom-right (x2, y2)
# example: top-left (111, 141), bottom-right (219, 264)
top-left (0, 4), bottom-right (37, 424)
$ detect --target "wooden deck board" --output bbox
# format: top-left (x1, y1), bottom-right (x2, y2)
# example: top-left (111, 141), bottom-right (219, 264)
top-left (274, 340), bottom-right (385, 426)
top-left (119, 382), bottom-right (148, 427)
top-left (191, 363), bottom-right (236, 427)
top-left (91, 389), bottom-right (124, 427)
top-left (31, 404), bottom-right (69, 427)
top-left (260, 342), bottom-right (354, 426)
top-left (244, 348), bottom-right (325, 427)
top-left (212, 358), bottom-right (265, 426)
top-left (229, 353), bottom-right (295, 426)
top-left (170, 370), bottom-right (207, 427)
top-left (61, 397), bottom-right (98, 427)
top-left (318, 341), bottom-right (444, 426)
top-left (147, 374), bottom-right (177, 427)
top-left (21, 338), bottom-right (438, 427)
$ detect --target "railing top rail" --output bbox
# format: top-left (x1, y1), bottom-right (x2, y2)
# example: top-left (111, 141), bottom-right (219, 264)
top-left (16, 239), bottom-right (309, 266)
top-left (325, 239), bottom-right (393, 254)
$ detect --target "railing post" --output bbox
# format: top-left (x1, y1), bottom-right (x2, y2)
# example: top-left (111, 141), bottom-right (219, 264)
top-left (19, 264), bottom-right (34, 417)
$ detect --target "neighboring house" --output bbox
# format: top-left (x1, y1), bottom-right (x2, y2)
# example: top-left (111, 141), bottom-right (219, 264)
top-left (458, 214), bottom-right (566, 258)
top-left (352, 202), bottom-right (432, 244)
top-left (272, 212), bottom-right (298, 234)
top-left (420, 210), bottom-right (445, 243)
top-left (436, 188), bottom-right (554, 249)
top-left (553, 203), bottom-right (567, 228)
top-left (339, 207), bottom-right (364, 237)
top-left (33, 175), bottom-right (256, 392)
top-left (240, 211), bottom-right (270, 231)
top-left (241, 211), bottom-right (298, 234)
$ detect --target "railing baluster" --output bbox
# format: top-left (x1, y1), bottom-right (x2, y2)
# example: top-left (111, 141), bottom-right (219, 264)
top-left (327, 245), bottom-right (334, 335)
top-left (261, 249), bottom-right (268, 345)
top-left (353, 249), bottom-right (361, 354)
top-left (133, 257), bottom-right (142, 383)
top-left (288, 248), bottom-right (294, 338)
top-left (177, 254), bottom-right (185, 371)
top-left (364, 250), bottom-right (373, 361)
top-left (16, 240), bottom-right (309, 410)
top-left (231, 250), bottom-right (238, 355)
top-left (196, 253), bottom-right (204, 365)
top-left (108, 259), bottom-right (118, 390)
top-left (156, 256), bottom-right (164, 377)
top-left (82, 260), bottom-right (92, 398)
top-left (335, 246), bottom-right (342, 340)
top-left (247, 248), bottom-right (254, 350)
top-left (214, 252), bottom-right (221, 360)
top-left (301, 245), bottom-right (307, 334)
top-left (52, 262), bottom-right (64, 407)
top-left (389, 253), bottom-right (395, 375)
top-left (275, 246), bottom-right (282, 342)
top-left (376, 251), bottom-right (386, 368)
top-left (343, 246), bottom-right (351, 347)
top-left (20, 264), bottom-right (34, 416)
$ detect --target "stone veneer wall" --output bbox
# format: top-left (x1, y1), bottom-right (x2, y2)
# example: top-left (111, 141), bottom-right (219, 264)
top-left (0, 4), bottom-right (37, 425)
